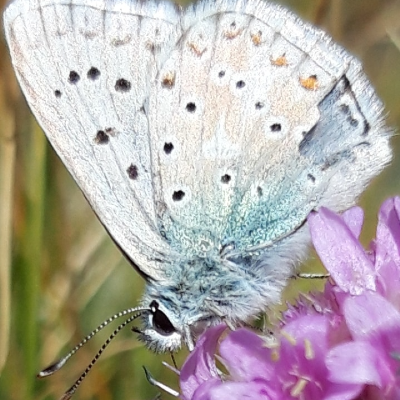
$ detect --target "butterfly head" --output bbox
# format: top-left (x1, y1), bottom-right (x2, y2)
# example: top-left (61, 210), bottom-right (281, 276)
top-left (137, 299), bottom-right (187, 352)
top-left (137, 290), bottom-right (215, 353)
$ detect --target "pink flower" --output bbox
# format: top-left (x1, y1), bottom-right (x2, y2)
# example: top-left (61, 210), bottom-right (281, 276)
top-left (179, 197), bottom-right (400, 400)
top-left (180, 318), bottom-right (362, 400)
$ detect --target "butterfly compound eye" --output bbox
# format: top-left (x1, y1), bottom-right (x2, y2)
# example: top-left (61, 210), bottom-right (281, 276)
top-left (150, 300), bottom-right (176, 336)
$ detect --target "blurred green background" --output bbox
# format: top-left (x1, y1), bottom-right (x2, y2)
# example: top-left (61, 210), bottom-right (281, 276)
top-left (0, 0), bottom-right (399, 399)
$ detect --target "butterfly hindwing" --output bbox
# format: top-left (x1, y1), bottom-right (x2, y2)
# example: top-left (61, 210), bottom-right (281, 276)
top-left (148, 0), bottom-right (391, 258)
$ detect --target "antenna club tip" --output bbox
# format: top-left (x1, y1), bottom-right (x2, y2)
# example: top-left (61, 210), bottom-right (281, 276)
top-left (37, 358), bottom-right (67, 378)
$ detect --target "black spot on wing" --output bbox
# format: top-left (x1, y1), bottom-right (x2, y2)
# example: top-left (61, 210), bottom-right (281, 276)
top-left (115, 78), bottom-right (131, 92)
top-left (127, 164), bottom-right (138, 180)
top-left (68, 70), bottom-right (80, 84)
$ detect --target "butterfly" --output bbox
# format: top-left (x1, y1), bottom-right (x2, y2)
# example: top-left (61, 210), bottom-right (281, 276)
top-left (4, 0), bottom-right (391, 384)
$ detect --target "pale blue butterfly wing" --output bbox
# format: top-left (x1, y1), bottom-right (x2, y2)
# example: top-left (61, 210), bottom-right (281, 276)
top-left (149, 0), bottom-right (391, 257)
top-left (4, 0), bottom-right (392, 353)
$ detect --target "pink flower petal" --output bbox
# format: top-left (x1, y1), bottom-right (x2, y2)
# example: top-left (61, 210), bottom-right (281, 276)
top-left (327, 341), bottom-right (382, 386)
top-left (308, 207), bottom-right (375, 295)
top-left (342, 206), bottom-right (364, 239)
top-left (343, 292), bottom-right (400, 340)
top-left (323, 383), bottom-right (363, 400)
top-left (219, 328), bottom-right (274, 382)
top-left (199, 381), bottom-right (278, 400)
top-left (191, 378), bottom-right (223, 400)
top-left (375, 197), bottom-right (400, 274)
top-left (180, 325), bottom-right (226, 400)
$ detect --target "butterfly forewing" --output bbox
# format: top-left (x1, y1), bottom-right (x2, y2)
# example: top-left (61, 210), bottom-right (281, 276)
top-left (4, 0), bottom-right (184, 281)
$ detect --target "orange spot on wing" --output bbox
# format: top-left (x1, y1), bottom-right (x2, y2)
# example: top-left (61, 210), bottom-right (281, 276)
top-left (299, 75), bottom-right (319, 90)
top-left (187, 41), bottom-right (207, 56)
top-left (250, 31), bottom-right (262, 46)
top-left (223, 22), bottom-right (242, 39)
top-left (271, 55), bottom-right (288, 66)
top-left (161, 71), bottom-right (176, 88)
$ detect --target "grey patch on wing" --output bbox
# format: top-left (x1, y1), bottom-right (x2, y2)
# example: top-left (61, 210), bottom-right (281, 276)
top-left (299, 76), bottom-right (370, 166)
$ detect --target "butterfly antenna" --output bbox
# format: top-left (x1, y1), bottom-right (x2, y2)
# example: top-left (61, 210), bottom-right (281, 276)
top-left (296, 272), bottom-right (330, 279)
top-left (58, 312), bottom-right (143, 400)
top-left (38, 306), bottom-right (147, 378)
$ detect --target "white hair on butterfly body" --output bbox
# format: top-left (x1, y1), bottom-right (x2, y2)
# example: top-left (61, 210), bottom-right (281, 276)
top-left (4, 0), bottom-right (392, 393)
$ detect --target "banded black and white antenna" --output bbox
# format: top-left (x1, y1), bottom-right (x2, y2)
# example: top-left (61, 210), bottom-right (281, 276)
top-left (38, 306), bottom-right (149, 400)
